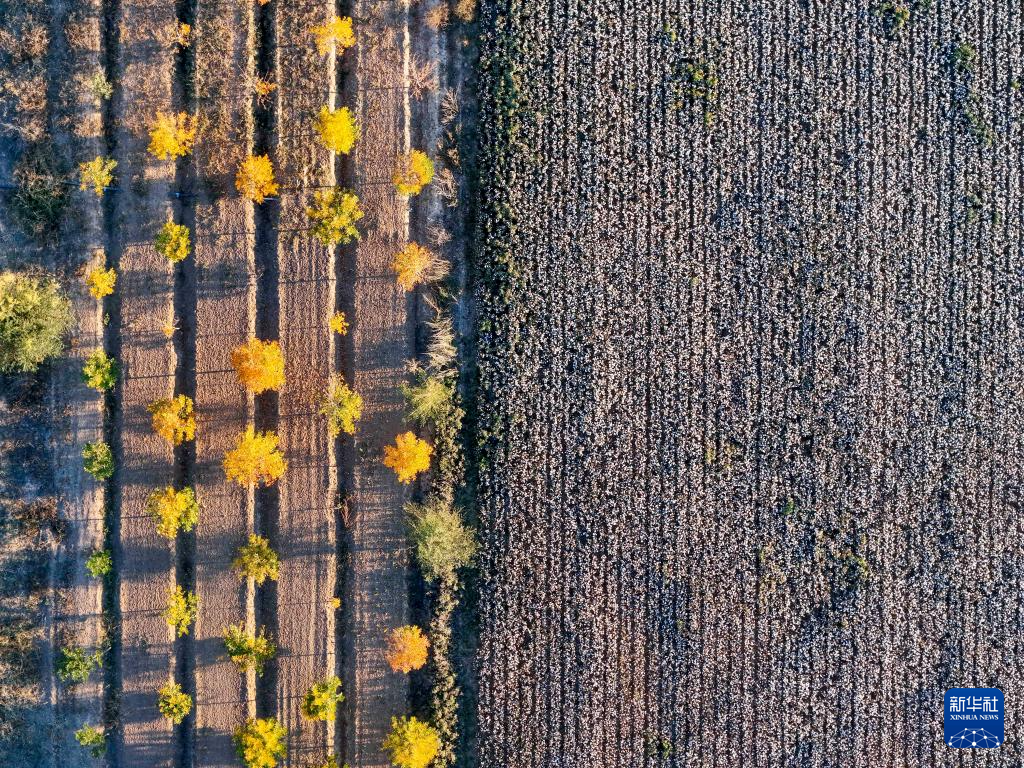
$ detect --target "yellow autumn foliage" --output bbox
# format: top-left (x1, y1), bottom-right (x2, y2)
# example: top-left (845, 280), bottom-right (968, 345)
top-left (235, 155), bottom-right (279, 203)
top-left (383, 431), bottom-right (432, 484)
top-left (79, 156), bottom-right (116, 196)
top-left (392, 242), bottom-right (445, 291)
top-left (315, 106), bottom-right (359, 154)
top-left (382, 717), bottom-right (440, 768)
top-left (312, 16), bottom-right (355, 56)
top-left (385, 625), bottom-right (429, 673)
top-left (224, 428), bottom-right (287, 487)
top-left (231, 338), bottom-right (285, 394)
top-left (147, 111), bottom-right (198, 160)
top-left (393, 150), bottom-right (434, 195)
top-left (148, 395), bottom-right (196, 445)
top-left (86, 266), bottom-right (116, 299)
top-left (330, 312), bottom-right (349, 336)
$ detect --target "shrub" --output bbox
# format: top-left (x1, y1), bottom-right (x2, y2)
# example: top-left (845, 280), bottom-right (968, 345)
top-left (74, 724), bottom-right (105, 757)
top-left (148, 111), bottom-right (198, 160)
top-left (85, 70), bottom-right (113, 102)
top-left (223, 624), bottom-right (276, 675)
top-left (385, 625), bottom-right (429, 673)
top-left (234, 717), bottom-right (287, 768)
top-left (406, 498), bottom-right (477, 583)
top-left (148, 394), bottom-right (196, 444)
top-left (58, 644), bottom-right (102, 684)
top-left (320, 376), bottom-right (362, 437)
top-left (223, 428), bottom-right (287, 486)
top-left (312, 16), bottom-right (355, 55)
top-left (154, 221), bottom-right (191, 263)
top-left (82, 349), bottom-right (118, 392)
top-left (0, 272), bottom-right (73, 373)
top-left (401, 372), bottom-right (453, 424)
top-left (301, 675), bottom-right (344, 721)
top-left (330, 311), bottom-right (349, 336)
top-left (79, 155), bottom-right (116, 196)
top-left (85, 265), bottom-right (116, 299)
top-left (232, 534), bottom-right (280, 585)
top-left (85, 549), bottom-right (112, 578)
top-left (382, 716), bottom-right (440, 768)
top-left (236, 155), bottom-right (279, 203)
top-left (146, 486), bottom-right (199, 539)
top-left (315, 106), bottom-right (359, 154)
top-left (383, 432), bottom-right (432, 484)
top-left (158, 680), bottom-right (192, 724)
top-left (232, 338), bottom-right (285, 393)
top-left (393, 150), bottom-right (434, 195)
top-left (307, 188), bottom-right (363, 246)
top-left (82, 441), bottom-right (114, 481)
top-left (391, 243), bottom-right (446, 291)
top-left (163, 585), bottom-right (199, 636)
top-left (12, 144), bottom-right (68, 239)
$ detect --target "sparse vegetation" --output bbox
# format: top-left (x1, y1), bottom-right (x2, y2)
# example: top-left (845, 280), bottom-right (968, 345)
top-left (392, 242), bottom-right (447, 291)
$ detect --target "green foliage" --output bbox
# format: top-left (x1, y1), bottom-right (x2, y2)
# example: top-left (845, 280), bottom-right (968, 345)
top-left (406, 498), bottom-right (477, 583)
top-left (301, 676), bottom-right (344, 721)
top-left (85, 549), bottom-right (112, 578)
top-left (82, 441), bottom-right (114, 480)
top-left (319, 376), bottom-right (363, 437)
top-left (0, 272), bottom-right (73, 373)
top-left (158, 681), bottom-right (193, 724)
top-left (234, 717), bottom-right (287, 768)
top-left (223, 623), bottom-right (276, 675)
top-left (307, 188), bottom-right (364, 246)
top-left (232, 534), bottom-right (280, 585)
top-left (401, 371), bottom-right (455, 425)
top-left (872, 2), bottom-right (910, 37)
top-left (951, 41), bottom-right (977, 73)
top-left (154, 221), bottom-right (192, 263)
top-left (82, 349), bottom-right (119, 391)
top-left (74, 724), bottom-right (105, 757)
top-left (57, 644), bottom-right (101, 684)
top-left (85, 70), bottom-right (113, 101)
top-left (163, 586), bottom-right (199, 637)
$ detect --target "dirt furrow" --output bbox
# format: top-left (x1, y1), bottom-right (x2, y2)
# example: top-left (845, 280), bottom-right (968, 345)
top-left (190, 0), bottom-right (258, 762)
top-left (346, 0), bottom-right (414, 763)
top-left (111, 0), bottom-right (179, 763)
top-left (271, 0), bottom-right (337, 762)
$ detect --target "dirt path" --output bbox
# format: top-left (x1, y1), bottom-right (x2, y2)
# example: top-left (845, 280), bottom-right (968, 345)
top-left (271, 2), bottom-right (338, 763)
top-left (347, 0), bottom-right (413, 763)
top-left (111, 0), bottom-right (179, 763)
top-left (48, 0), bottom-right (107, 762)
top-left (190, 0), bottom-right (258, 763)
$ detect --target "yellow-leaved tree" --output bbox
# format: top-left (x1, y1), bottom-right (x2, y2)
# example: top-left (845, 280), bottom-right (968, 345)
top-left (224, 427), bottom-right (287, 486)
top-left (393, 150), bottom-right (433, 195)
top-left (315, 106), bottom-right (359, 154)
top-left (383, 432), bottom-right (432, 483)
top-left (146, 486), bottom-right (199, 539)
top-left (391, 242), bottom-right (447, 292)
top-left (307, 188), bottom-right (363, 246)
top-left (147, 111), bottom-right (198, 160)
top-left (148, 395), bottom-right (196, 444)
top-left (382, 716), bottom-right (440, 768)
top-left (236, 155), bottom-right (279, 203)
top-left (312, 16), bottom-right (355, 56)
top-left (79, 156), bottom-right (117, 197)
top-left (330, 311), bottom-right (349, 336)
top-left (385, 625), bottom-right (429, 673)
top-left (231, 338), bottom-right (285, 393)
top-left (85, 265), bottom-right (117, 299)
top-left (233, 717), bottom-right (286, 768)
top-left (154, 221), bottom-right (191, 263)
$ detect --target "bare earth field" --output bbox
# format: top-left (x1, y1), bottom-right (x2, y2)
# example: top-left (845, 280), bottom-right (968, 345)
top-left (474, 0), bottom-right (1024, 765)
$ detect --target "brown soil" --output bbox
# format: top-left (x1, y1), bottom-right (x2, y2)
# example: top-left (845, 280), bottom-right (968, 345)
top-left (189, 0), bottom-right (258, 762)
top-left (270, 2), bottom-right (339, 763)
top-left (111, 0), bottom-right (178, 763)
top-left (346, 0), bottom-right (415, 764)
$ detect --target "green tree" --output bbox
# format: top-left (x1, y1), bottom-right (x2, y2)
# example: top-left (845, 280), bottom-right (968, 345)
top-left (223, 623), bottom-right (276, 675)
top-left (163, 585), bottom-right (199, 636)
top-left (158, 680), bottom-right (193, 724)
top-left (301, 676), bottom-right (344, 721)
top-left (232, 534), bottom-right (280, 585)
top-left (0, 272), bottom-right (73, 373)
top-left (85, 549), bottom-right (112, 578)
top-left (82, 441), bottom-right (114, 481)
top-left (406, 498), bottom-right (477, 583)
top-left (401, 371), bottom-right (454, 425)
top-left (319, 376), bottom-right (362, 437)
top-left (82, 349), bottom-right (118, 391)
top-left (57, 644), bottom-right (101, 684)
top-left (74, 724), bottom-right (106, 757)
top-left (154, 221), bottom-right (191, 263)
top-left (234, 717), bottom-right (287, 768)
